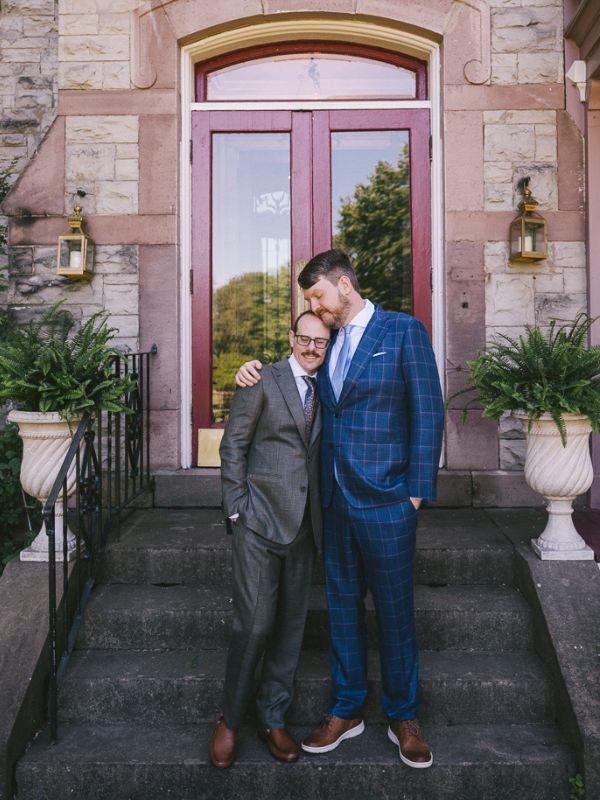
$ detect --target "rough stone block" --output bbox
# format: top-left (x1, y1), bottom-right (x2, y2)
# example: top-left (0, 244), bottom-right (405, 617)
top-left (115, 159), bottom-right (138, 181)
top-left (513, 164), bottom-right (557, 210)
top-left (485, 183), bottom-right (513, 210)
top-left (1, 49), bottom-right (42, 64)
top-left (8, 246), bottom-right (34, 276)
top-left (116, 143), bottom-right (137, 159)
top-left (99, 13), bottom-right (130, 35)
top-left (500, 438), bottom-right (527, 470)
top-left (491, 54), bottom-right (517, 85)
top-left (102, 62), bottom-right (130, 89)
top-left (486, 273), bottom-right (535, 326)
top-left (64, 181), bottom-right (96, 214)
top-left (535, 132), bottom-right (557, 162)
top-left (499, 412), bottom-right (526, 440)
top-left (59, 34), bottom-right (129, 62)
top-left (103, 280), bottom-right (138, 315)
top-left (59, 62), bottom-right (103, 90)
top-left (107, 313), bottom-right (139, 339)
top-left (58, 0), bottom-right (96, 12)
top-left (94, 245), bottom-right (138, 275)
top-left (22, 16), bottom-right (56, 36)
top-left (532, 270), bottom-right (564, 293)
top-left (58, 14), bottom-right (98, 35)
top-left (563, 268), bottom-right (587, 294)
top-left (484, 111), bottom-right (556, 125)
top-left (491, 7), bottom-right (562, 53)
top-left (534, 293), bottom-right (586, 325)
top-left (549, 241), bottom-right (585, 268)
top-left (484, 124), bottom-right (535, 162)
top-left (0, 110), bottom-right (39, 132)
top-left (95, 181), bottom-right (138, 215)
top-left (66, 144), bottom-right (117, 182)
top-left (66, 115), bottom-right (138, 144)
top-left (2, 0), bottom-right (55, 14)
top-left (484, 161), bottom-right (512, 184)
top-left (518, 52), bottom-right (562, 84)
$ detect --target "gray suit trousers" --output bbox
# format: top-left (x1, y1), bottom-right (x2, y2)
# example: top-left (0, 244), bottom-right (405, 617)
top-left (222, 516), bottom-right (315, 729)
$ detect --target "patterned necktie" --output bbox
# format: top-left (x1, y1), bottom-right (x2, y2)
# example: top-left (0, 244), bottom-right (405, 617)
top-left (302, 376), bottom-right (317, 438)
top-left (331, 325), bottom-right (355, 401)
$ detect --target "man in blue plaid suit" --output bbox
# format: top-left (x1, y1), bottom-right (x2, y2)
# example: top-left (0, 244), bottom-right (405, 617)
top-left (236, 249), bottom-right (444, 768)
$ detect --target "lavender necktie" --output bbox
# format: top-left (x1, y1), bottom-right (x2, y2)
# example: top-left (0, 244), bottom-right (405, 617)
top-left (331, 325), bottom-right (355, 401)
top-left (302, 376), bottom-right (317, 437)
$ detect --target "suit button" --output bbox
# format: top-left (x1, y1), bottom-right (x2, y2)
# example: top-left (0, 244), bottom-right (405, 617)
top-left (329, 444), bottom-right (333, 450)
top-left (335, 412), bottom-right (340, 418)
top-left (300, 486), bottom-right (307, 493)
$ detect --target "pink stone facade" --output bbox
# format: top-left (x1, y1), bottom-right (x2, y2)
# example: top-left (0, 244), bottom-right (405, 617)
top-left (1, 0), bottom-right (598, 505)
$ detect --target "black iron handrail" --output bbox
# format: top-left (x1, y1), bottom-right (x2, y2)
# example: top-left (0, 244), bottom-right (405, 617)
top-left (43, 346), bottom-right (157, 742)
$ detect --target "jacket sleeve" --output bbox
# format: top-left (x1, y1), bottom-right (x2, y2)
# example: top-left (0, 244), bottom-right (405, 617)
top-left (219, 380), bottom-right (264, 517)
top-left (401, 318), bottom-right (445, 500)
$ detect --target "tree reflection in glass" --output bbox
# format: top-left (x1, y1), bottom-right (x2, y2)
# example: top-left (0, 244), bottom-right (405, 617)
top-left (332, 132), bottom-right (412, 314)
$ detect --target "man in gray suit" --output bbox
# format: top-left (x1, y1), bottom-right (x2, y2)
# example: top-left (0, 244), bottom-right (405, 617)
top-left (208, 310), bottom-right (330, 769)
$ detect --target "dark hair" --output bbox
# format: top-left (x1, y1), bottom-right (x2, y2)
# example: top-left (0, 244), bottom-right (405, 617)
top-left (292, 310), bottom-right (324, 334)
top-left (298, 249), bottom-right (360, 292)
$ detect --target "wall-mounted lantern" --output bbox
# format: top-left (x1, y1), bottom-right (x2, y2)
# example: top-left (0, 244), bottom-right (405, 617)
top-left (509, 177), bottom-right (548, 262)
top-left (56, 206), bottom-right (95, 279)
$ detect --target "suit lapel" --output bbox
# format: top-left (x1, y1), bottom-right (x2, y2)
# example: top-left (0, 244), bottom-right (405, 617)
top-left (272, 359), bottom-right (308, 445)
top-left (337, 308), bottom-right (388, 406)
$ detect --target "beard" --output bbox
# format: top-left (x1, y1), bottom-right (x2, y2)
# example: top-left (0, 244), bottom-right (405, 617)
top-left (316, 290), bottom-right (352, 329)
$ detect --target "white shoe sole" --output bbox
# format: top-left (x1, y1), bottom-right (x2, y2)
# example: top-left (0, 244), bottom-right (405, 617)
top-left (301, 720), bottom-right (365, 753)
top-left (387, 726), bottom-right (433, 769)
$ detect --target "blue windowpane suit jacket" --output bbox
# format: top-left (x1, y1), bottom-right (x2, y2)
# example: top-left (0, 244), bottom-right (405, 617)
top-left (317, 306), bottom-right (445, 509)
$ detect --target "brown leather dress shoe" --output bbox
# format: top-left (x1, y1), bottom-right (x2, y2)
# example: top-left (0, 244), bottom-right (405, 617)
top-left (208, 713), bottom-right (237, 769)
top-left (301, 713), bottom-right (365, 753)
top-left (257, 727), bottom-right (300, 762)
top-left (388, 718), bottom-right (433, 769)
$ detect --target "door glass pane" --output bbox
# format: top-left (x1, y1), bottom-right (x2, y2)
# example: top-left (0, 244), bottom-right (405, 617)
top-left (212, 133), bottom-right (291, 422)
top-left (331, 131), bottom-right (412, 313)
top-left (207, 54), bottom-right (416, 101)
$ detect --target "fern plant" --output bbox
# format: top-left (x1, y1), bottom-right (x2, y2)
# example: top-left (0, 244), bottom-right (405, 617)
top-left (455, 314), bottom-right (600, 446)
top-left (0, 304), bottom-right (136, 417)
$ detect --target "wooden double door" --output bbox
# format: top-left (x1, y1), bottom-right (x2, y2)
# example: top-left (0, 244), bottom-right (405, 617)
top-left (191, 108), bottom-right (431, 463)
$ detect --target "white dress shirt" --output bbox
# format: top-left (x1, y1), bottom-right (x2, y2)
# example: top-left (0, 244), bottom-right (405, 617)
top-left (328, 298), bottom-right (375, 382)
top-left (289, 353), bottom-right (318, 403)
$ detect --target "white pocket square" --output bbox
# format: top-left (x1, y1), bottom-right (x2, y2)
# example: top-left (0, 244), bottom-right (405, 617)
top-left (372, 352), bottom-right (386, 357)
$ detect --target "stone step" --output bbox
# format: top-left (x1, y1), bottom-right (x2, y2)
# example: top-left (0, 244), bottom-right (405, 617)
top-left (58, 648), bottom-right (555, 727)
top-left (152, 468), bottom-right (479, 508)
top-left (15, 722), bottom-right (573, 800)
top-left (76, 584), bottom-right (533, 652)
top-left (100, 508), bottom-right (515, 587)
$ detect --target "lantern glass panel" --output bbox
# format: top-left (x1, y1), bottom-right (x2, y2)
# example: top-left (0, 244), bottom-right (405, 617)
top-left (85, 240), bottom-right (95, 273)
top-left (524, 219), bottom-right (545, 254)
top-left (509, 219), bottom-right (523, 259)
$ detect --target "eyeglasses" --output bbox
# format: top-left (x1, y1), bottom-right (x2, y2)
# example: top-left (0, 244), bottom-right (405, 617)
top-left (294, 334), bottom-right (330, 349)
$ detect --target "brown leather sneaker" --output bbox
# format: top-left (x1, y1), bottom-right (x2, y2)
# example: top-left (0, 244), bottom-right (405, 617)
top-left (301, 714), bottom-right (365, 753)
top-left (258, 727), bottom-right (300, 762)
top-left (388, 718), bottom-right (433, 769)
top-left (208, 713), bottom-right (237, 769)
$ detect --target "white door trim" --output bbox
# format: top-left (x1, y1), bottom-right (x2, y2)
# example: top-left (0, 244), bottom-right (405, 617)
top-left (179, 22), bottom-right (444, 469)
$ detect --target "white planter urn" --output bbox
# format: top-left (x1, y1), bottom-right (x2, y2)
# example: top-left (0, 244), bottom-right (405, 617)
top-left (8, 410), bottom-right (81, 562)
top-left (515, 412), bottom-right (595, 561)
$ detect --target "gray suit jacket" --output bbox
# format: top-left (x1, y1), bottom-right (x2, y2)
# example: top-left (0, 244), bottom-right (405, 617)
top-left (220, 358), bottom-right (322, 549)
